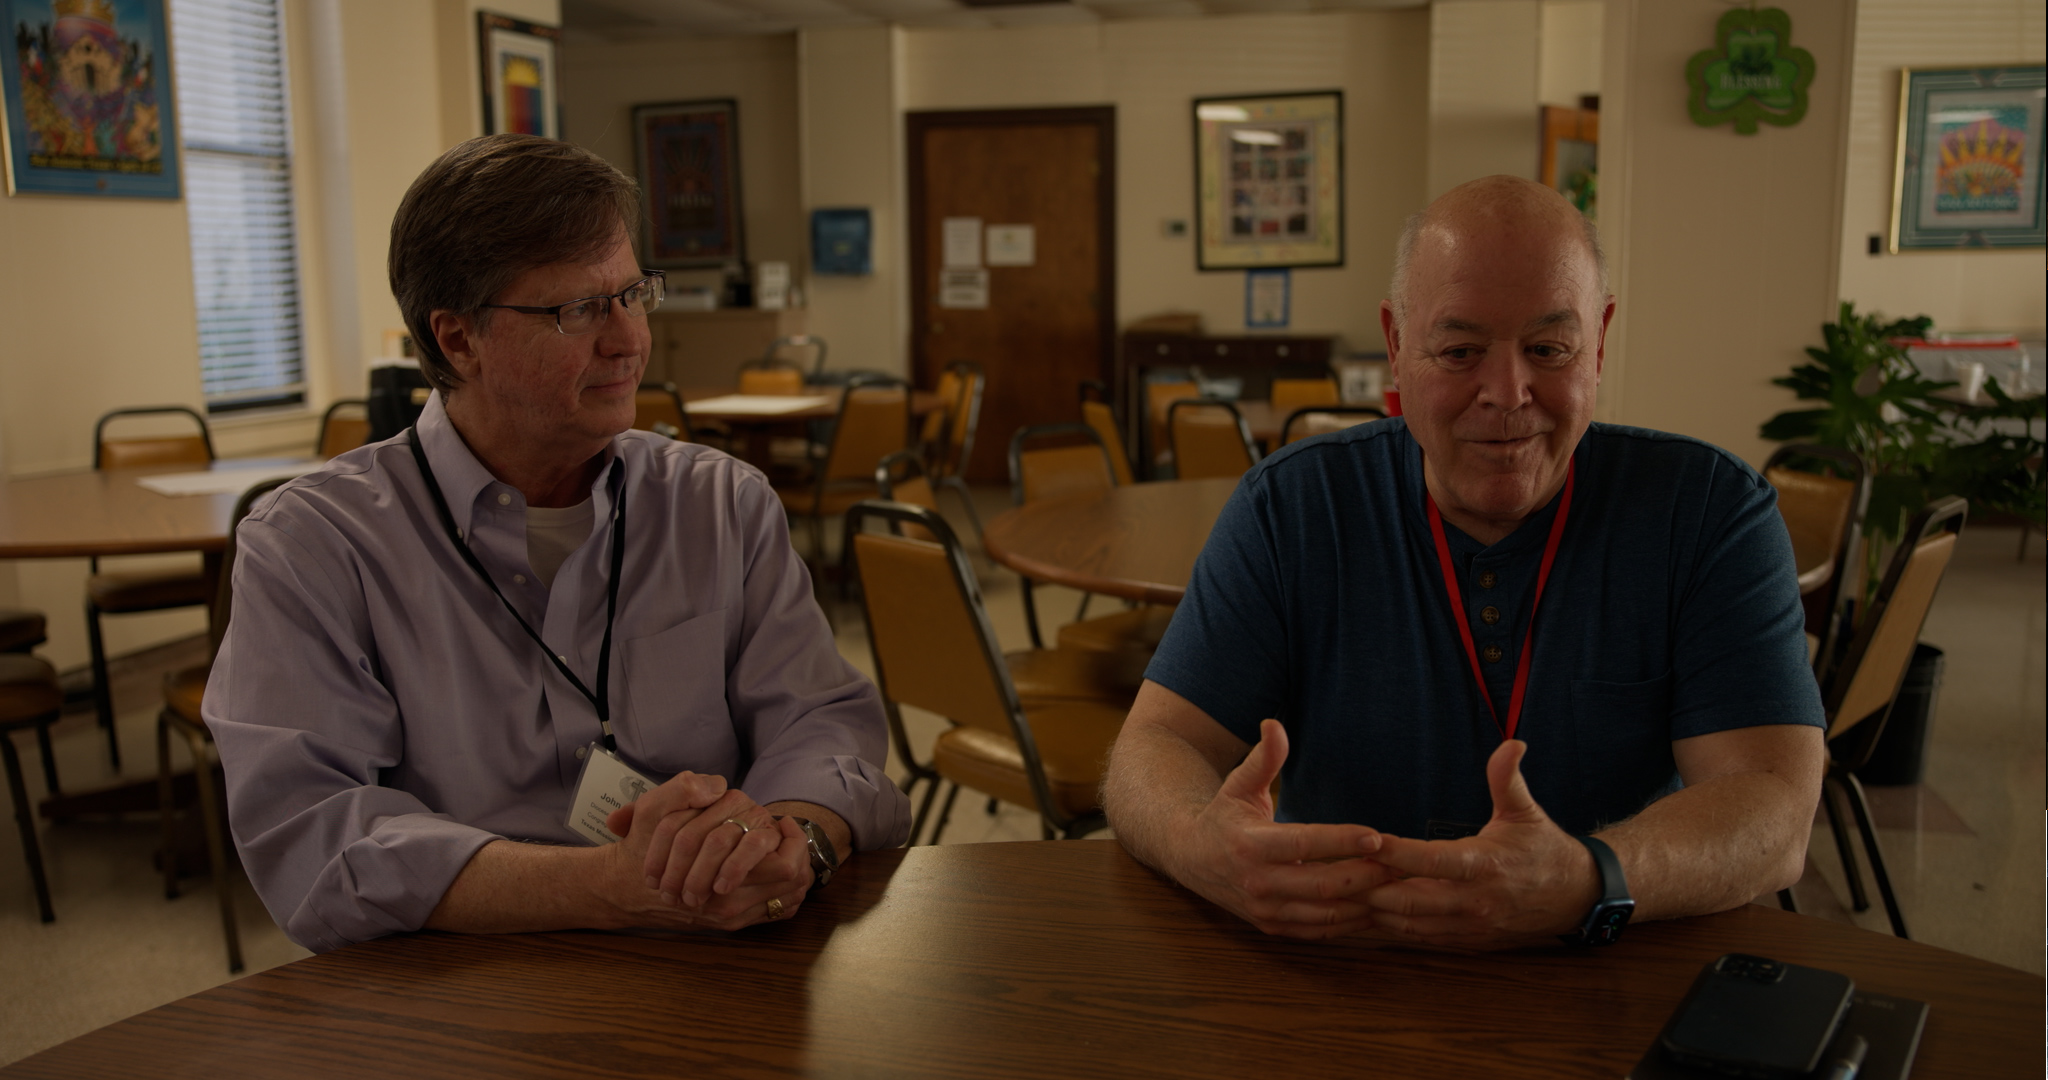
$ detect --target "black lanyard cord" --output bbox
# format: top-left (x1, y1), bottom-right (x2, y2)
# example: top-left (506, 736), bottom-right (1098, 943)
top-left (408, 427), bottom-right (626, 751)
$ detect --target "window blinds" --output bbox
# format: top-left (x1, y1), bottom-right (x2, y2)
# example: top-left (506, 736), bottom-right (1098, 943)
top-left (171, 0), bottom-right (305, 412)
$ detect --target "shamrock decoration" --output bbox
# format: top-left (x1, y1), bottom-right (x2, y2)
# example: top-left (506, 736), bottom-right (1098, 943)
top-left (1686, 7), bottom-right (1815, 134)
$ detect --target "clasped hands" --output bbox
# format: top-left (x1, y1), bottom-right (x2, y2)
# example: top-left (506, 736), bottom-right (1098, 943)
top-left (598, 771), bottom-right (812, 932)
top-left (1177, 719), bottom-right (1599, 949)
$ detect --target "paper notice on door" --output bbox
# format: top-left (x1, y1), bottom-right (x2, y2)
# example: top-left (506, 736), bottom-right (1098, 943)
top-left (938, 268), bottom-right (990, 309)
top-left (943, 217), bottom-right (983, 268)
top-left (985, 224), bottom-right (1035, 266)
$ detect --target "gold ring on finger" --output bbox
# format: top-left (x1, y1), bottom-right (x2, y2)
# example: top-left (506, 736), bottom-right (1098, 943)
top-left (724, 817), bottom-right (751, 835)
top-left (765, 897), bottom-right (786, 920)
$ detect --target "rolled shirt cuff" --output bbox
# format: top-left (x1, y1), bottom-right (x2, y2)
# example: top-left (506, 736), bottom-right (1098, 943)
top-left (744, 753), bottom-right (911, 851)
top-left (289, 813), bottom-right (501, 952)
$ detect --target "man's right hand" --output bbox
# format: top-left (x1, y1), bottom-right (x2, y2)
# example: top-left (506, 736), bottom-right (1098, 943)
top-left (592, 770), bottom-right (807, 931)
top-left (1172, 719), bottom-right (1391, 940)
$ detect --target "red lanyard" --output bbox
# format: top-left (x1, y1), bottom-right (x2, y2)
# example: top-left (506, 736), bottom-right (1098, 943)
top-left (1425, 459), bottom-right (1575, 741)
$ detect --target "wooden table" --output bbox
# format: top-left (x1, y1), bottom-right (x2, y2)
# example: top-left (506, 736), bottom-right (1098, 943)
top-left (982, 478), bottom-right (1237, 605)
top-left (6, 841), bottom-right (2036, 1079)
top-left (681, 387), bottom-right (942, 469)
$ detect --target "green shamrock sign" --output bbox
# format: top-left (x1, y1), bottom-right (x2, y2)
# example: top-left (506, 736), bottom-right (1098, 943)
top-left (1686, 7), bottom-right (1815, 133)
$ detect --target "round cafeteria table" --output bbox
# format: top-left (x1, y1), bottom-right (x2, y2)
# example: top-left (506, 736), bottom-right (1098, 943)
top-left (981, 478), bottom-right (1239, 606)
top-left (1, 840), bottom-right (2036, 1079)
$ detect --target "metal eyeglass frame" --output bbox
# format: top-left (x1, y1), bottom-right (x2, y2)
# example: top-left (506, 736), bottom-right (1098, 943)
top-left (482, 270), bottom-right (666, 334)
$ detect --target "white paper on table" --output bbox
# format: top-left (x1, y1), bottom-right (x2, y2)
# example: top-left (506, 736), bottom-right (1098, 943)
top-left (683, 394), bottom-right (833, 415)
top-left (135, 463), bottom-right (321, 497)
top-left (942, 217), bottom-right (983, 268)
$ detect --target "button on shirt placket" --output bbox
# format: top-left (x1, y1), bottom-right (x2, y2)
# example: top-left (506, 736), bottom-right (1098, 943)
top-left (1470, 557), bottom-right (1516, 708)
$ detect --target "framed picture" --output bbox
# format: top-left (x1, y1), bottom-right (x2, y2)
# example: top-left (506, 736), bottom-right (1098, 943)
top-left (1890, 64), bottom-right (2046, 252)
top-left (477, 11), bottom-right (559, 140)
top-left (811, 207), bottom-right (871, 276)
top-left (1193, 90), bottom-right (1342, 271)
top-left (633, 99), bottom-right (744, 269)
top-left (1, 0), bottom-right (180, 198)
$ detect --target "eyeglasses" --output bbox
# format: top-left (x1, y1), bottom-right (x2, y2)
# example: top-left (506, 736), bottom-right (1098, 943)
top-left (484, 270), bottom-right (665, 335)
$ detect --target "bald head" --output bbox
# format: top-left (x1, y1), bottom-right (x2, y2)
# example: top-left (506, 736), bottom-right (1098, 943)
top-left (1389, 176), bottom-right (1606, 325)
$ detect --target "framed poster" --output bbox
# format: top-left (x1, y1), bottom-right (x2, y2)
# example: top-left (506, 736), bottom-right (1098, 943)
top-left (1193, 90), bottom-right (1342, 271)
top-left (1890, 64), bottom-right (2046, 252)
top-left (477, 11), bottom-right (559, 140)
top-left (633, 99), bottom-right (743, 268)
top-left (1, 0), bottom-right (180, 198)
top-left (811, 206), bottom-right (871, 276)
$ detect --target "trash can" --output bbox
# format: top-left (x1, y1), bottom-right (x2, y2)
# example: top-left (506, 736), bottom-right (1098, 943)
top-left (1854, 643), bottom-right (1944, 786)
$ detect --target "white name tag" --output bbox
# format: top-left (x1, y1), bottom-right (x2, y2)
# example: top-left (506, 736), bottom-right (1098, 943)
top-left (567, 744), bottom-right (656, 845)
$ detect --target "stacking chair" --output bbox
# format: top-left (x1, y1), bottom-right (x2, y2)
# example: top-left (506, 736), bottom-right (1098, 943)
top-left (737, 358), bottom-right (807, 396)
top-left (1811, 496), bottom-right (1967, 940)
top-left (632, 381), bottom-right (697, 442)
top-left (1008, 424), bottom-right (1118, 648)
top-left (1763, 445), bottom-right (1868, 681)
top-left (1167, 397), bottom-right (1258, 480)
top-left (1079, 382), bottom-right (1136, 487)
top-left (762, 334), bottom-right (829, 381)
top-left (845, 501), bottom-right (1130, 845)
top-left (1280, 404), bottom-right (1387, 445)
top-left (88, 406), bottom-right (217, 769)
top-left (1143, 380), bottom-right (1202, 479)
top-left (158, 476), bottom-right (288, 973)
top-left (1, 610), bottom-right (63, 923)
top-left (315, 399), bottom-right (371, 458)
top-left (1269, 377), bottom-right (1340, 416)
top-left (921, 361), bottom-right (986, 538)
top-left (773, 374), bottom-right (912, 562)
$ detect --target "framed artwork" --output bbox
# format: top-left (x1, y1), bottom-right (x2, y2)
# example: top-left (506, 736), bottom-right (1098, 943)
top-left (632, 98), bottom-right (744, 268)
top-left (477, 11), bottom-right (559, 140)
top-left (1, 0), bottom-right (180, 198)
top-left (1890, 64), bottom-right (2046, 252)
top-left (1192, 90), bottom-right (1342, 271)
top-left (811, 207), bottom-right (871, 276)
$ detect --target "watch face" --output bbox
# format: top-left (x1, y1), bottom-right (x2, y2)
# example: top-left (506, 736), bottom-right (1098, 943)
top-left (1588, 903), bottom-right (1633, 945)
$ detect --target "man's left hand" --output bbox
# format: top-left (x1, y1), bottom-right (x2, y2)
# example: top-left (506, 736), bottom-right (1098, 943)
top-left (1363, 739), bottom-right (1600, 949)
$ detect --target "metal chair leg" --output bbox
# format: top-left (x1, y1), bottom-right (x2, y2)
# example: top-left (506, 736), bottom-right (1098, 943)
top-left (2, 729), bottom-right (55, 922)
top-left (1838, 770), bottom-right (1910, 939)
top-left (182, 724), bottom-right (243, 972)
top-left (33, 721), bottom-right (60, 796)
top-left (925, 783), bottom-right (961, 846)
top-left (1820, 776), bottom-right (1869, 912)
top-left (85, 601), bottom-right (121, 771)
top-left (906, 770), bottom-right (942, 847)
top-left (936, 477), bottom-right (984, 542)
top-left (1020, 578), bottom-right (1045, 649)
top-left (158, 709), bottom-right (180, 900)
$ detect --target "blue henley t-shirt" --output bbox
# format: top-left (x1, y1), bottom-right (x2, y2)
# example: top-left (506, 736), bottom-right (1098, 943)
top-left (1143, 418), bottom-right (1824, 839)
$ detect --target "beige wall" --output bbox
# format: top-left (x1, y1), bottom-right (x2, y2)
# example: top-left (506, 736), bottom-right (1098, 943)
top-left (1599, 0), bottom-right (1860, 465)
top-left (559, 33), bottom-right (805, 300)
top-left (1429, 0), bottom-right (1541, 197)
top-left (1539, 0), bottom-right (1604, 106)
top-left (0, 0), bottom-right (553, 672)
top-left (800, 26), bottom-right (908, 375)
top-left (1835, 0), bottom-right (2046, 334)
top-left (900, 11), bottom-right (1433, 353)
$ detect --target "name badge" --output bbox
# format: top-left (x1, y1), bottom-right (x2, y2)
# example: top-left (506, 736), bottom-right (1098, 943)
top-left (566, 743), bottom-right (656, 846)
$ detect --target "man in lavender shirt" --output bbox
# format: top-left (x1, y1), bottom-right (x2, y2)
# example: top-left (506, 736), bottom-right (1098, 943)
top-left (209, 135), bottom-right (910, 952)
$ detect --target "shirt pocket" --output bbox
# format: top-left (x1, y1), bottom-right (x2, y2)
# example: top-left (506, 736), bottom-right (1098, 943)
top-left (1567, 672), bottom-right (1678, 829)
top-left (619, 609), bottom-right (735, 776)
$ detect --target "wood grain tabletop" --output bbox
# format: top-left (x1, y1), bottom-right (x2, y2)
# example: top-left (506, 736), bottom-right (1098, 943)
top-left (7, 841), bottom-right (2035, 1079)
top-left (0, 461), bottom-right (302, 559)
top-left (982, 478), bottom-right (1238, 605)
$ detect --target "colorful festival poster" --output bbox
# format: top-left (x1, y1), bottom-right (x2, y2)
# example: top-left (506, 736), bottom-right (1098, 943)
top-left (1, 0), bottom-right (179, 197)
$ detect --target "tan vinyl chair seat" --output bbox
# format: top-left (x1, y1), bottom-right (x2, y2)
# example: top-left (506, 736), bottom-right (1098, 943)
top-left (1005, 647), bottom-right (1148, 705)
top-left (932, 698), bottom-right (1129, 819)
top-left (1766, 465), bottom-right (1855, 594)
top-left (87, 566), bottom-right (212, 612)
top-left (1269, 378), bottom-right (1340, 415)
top-left (98, 435), bottom-right (211, 471)
top-left (1057, 606), bottom-right (1175, 654)
top-left (0, 654), bottom-right (63, 720)
top-left (164, 664), bottom-right (209, 726)
top-left (739, 368), bottom-right (806, 396)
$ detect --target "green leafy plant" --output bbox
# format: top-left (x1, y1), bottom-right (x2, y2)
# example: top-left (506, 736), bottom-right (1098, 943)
top-left (1761, 302), bottom-right (2045, 599)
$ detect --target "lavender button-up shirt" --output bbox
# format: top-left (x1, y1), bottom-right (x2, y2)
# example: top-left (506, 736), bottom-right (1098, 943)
top-left (208, 393), bottom-right (909, 952)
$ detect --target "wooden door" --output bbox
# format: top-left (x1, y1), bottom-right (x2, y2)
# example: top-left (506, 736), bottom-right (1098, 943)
top-left (909, 108), bottom-right (1116, 482)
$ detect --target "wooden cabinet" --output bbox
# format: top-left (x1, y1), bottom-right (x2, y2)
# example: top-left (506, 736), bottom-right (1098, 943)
top-left (646, 309), bottom-right (809, 388)
top-left (1117, 331), bottom-right (1337, 476)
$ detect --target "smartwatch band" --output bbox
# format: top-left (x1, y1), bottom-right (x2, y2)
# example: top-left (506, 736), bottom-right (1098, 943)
top-left (1562, 834), bottom-right (1634, 947)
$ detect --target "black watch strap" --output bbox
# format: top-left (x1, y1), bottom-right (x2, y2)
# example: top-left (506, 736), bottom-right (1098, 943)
top-left (781, 815), bottom-right (839, 888)
top-left (1561, 835), bottom-right (1634, 946)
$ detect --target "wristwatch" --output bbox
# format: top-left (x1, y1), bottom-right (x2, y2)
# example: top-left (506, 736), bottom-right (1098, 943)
top-left (1560, 835), bottom-right (1634, 946)
top-left (777, 815), bottom-right (840, 888)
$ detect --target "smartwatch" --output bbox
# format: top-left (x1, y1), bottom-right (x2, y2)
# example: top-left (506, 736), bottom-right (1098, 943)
top-left (777, 815), bottom-right (840, 888)
top-left (1560, 835), bottom-right (1634, 946)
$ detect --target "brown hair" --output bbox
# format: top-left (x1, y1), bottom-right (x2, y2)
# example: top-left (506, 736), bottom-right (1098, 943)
top-left (388, 134), bottom-right (642, 393)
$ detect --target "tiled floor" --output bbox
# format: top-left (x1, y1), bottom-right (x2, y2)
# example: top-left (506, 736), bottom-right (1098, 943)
top-left (1, 487), bottom-right (2040, 1065)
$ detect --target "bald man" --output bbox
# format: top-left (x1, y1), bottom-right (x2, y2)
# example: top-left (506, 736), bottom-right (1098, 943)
top-left (1102, 176), bottom-right (1825, 950)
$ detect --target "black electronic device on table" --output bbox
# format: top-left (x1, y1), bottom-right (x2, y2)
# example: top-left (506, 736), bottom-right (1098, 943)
top-left (1631, 953), bottom-right (1929, 1080)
